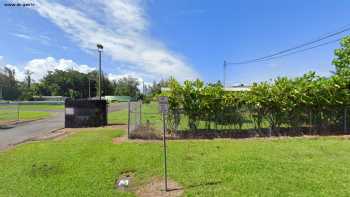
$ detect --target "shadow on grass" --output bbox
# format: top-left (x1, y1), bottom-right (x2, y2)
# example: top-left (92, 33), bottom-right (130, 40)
top-left (187, 180), bottom-right (222, 189)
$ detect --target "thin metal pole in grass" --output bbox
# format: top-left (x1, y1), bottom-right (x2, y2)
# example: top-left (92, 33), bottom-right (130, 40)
top-left (159, 96), bottom-right (169, 192)
top-left (139, 100), bottom-right (142, 126)
top-left (344, 107), bottom-right (347, 133)
top-left (309, 111), bottom-right (312, 134)
top-left (128, 101), bottom-right (131, 138)
top-left (162, 112), bottom-right (168, 192)
top-left (17, 102), bottom-right (20, 123)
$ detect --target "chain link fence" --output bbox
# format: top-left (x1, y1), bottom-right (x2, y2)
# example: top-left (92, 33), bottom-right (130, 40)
top-left (0, 102), bottom-right (19, 128)
top-left (128, 102), bottom-right (350, 139)
top-left (128, 101), bottom-right (163, 139)
top-left (0, 101), bottom-right (64, 129)
top-left (167, 107), bottom-right (350, 138)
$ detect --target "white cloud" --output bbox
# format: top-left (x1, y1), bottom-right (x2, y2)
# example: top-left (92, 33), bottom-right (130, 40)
top-left (24, 57), bottom-right (95, 81)
top-left (11, 32), bottom-right (52, 46)
top-left (12, 33), bottom-right (33, 40)
top-left (108, 73), bottom-right (143, 83)
top-left (31, 0), bottom-right (199, 81)
top-left (1, 56), bottom-right (95, 81)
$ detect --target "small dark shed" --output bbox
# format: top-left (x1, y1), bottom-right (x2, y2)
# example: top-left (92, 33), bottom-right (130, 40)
top-left (65, 99), bottom-right (107, 128)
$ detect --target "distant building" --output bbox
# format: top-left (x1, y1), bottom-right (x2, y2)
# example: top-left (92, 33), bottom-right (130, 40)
top-left (161, 85), bottom-right (251, 92)
top-left (103, 96), bottom-right (133, 102)
top-left (224, 85), bottom-right (251, 92)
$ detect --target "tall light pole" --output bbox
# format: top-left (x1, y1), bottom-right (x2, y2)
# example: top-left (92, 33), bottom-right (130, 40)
top-left (97, 44), bottom-right (103, 100)
top-left (88, 78), bottom-right (91, 98)
top-left (223, 60), bottom-right (227, 88)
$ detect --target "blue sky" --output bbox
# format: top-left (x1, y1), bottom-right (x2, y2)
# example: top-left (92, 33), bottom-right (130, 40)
top-left (1, 0), bottom-right (350, 85)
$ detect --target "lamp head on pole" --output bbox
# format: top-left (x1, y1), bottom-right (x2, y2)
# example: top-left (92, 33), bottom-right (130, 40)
top-left (97, 44), bottom-right (103, 51)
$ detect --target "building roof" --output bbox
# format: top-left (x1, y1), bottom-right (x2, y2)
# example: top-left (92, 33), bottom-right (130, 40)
top-left (224, 86), bottom-right (251, 91)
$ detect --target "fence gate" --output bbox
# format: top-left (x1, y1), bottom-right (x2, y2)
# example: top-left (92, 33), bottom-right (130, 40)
top-left (128, 101), bottom-right (141, 136)
top-left (127, 101), bottom-right (163, 139)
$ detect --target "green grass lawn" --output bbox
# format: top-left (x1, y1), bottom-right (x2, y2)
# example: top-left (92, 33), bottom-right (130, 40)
top-left (0, 104), bottom-right (60, 124)
top-left (0, 110), bottom-right (51, 122)
top-left (0, 104), bottom-right (64, 111)
top-left (1, 128), bottom-right (350, 196)
top-left (108, 102), bottom-right (161, 125)
top-left (19, 104), bottom-right (64, 111)
top-left (108, 109), bottom-right (128, 124)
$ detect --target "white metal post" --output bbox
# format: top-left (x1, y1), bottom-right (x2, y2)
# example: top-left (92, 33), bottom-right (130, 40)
top-left (127, 101), bottom-right (131, 138)
top-left (163, 112), bottom-right (168, 192)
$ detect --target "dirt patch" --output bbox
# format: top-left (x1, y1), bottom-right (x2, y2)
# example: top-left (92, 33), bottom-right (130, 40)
top-left (112, 136), bottom-right (128, 144)
top-left (53, 124), bottom-right (128, 141)
top-left (35, 129), bottom-right (67, 141)
top-left (335, 135), bottom-right (350, 140)
top-left (129, 127), bottom-right (163, 140)
top-left (135, 177), bottom-right (183, 197)
top-left (129, 139), bottom-right (161, 144)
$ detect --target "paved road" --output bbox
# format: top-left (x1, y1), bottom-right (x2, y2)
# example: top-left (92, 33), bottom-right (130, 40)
top-left (108, 102), bottom-right (129, 112)
top-left (0, 112), bottom-right (64, 150)
top-left (0, 102), bottom-right (129, 150)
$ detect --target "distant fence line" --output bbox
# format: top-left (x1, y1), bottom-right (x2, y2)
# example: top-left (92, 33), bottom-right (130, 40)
top-left (167, 107), bottom-right (350, 137)
top-left (0, 101), bottom-right (64, 105)
top-left (128, 102), bottom-right (350, 139)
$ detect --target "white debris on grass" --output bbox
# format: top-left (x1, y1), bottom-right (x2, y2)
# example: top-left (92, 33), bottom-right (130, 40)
top-left (118, 179), bottom-right (129, 187)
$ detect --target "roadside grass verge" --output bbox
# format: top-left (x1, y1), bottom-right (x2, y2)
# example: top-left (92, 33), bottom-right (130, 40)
top-left (1, 128), bottom-right (350, 196)
top-left (19, 104), bottom-right (64, 111)
top-left (0, 110), bottom-right (51, 122)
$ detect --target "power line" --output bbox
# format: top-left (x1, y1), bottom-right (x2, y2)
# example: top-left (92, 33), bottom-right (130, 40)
top-left (252, 37), bottom-right (342, 63)
top-left (226, 25), bottom-right (350, 65)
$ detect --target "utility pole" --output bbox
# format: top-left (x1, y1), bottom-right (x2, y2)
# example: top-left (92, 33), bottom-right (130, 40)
top-left (88, 78), bottom-right (91, 98)
top-left (142, 80), bottom-right (145, 95)
top-left (97, 44), bottom-right (103, 100)
top-left (223, 60), bottom-right (227, 88)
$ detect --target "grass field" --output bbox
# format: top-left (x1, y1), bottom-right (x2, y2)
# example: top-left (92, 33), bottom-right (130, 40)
top-left (0, 104), bottom-right (61, 124)
top-left (0, 110), bottom-right (51, 122)
top-left (19, 104), bottom-right (64, 111)
top-left (1, 127), bottom-right (350, 196)
top-left (108, 102), bottom-right (161, 125)
top-left (108, 109), bottom-right (128, 124)
top-left (0, 104), bottom-right (64, 111)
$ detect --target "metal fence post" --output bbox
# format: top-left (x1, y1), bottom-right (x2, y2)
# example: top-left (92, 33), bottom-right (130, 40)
top-left (17, 102), bottom-right (20, 123)
top-left (127, 101), bottom-right (131, 138)
top-left (309, 111), bottom-right (312, 134)
top-left (139, 100), bottom-right (142, 126)
top-left (344, 107), bottom-right (347, 133)
top-left (162, 112), bottom-right (168, 192)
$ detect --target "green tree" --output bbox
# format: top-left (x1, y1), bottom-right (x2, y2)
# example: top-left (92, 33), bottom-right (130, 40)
top-left (0, 67), bottom-right (20, 100)
top-left (333, 36), bottom-right (350, 74)
top-left (39, 69), bottom-right (92, 98)
top-left (114, 76), bottom-right (140, 97)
